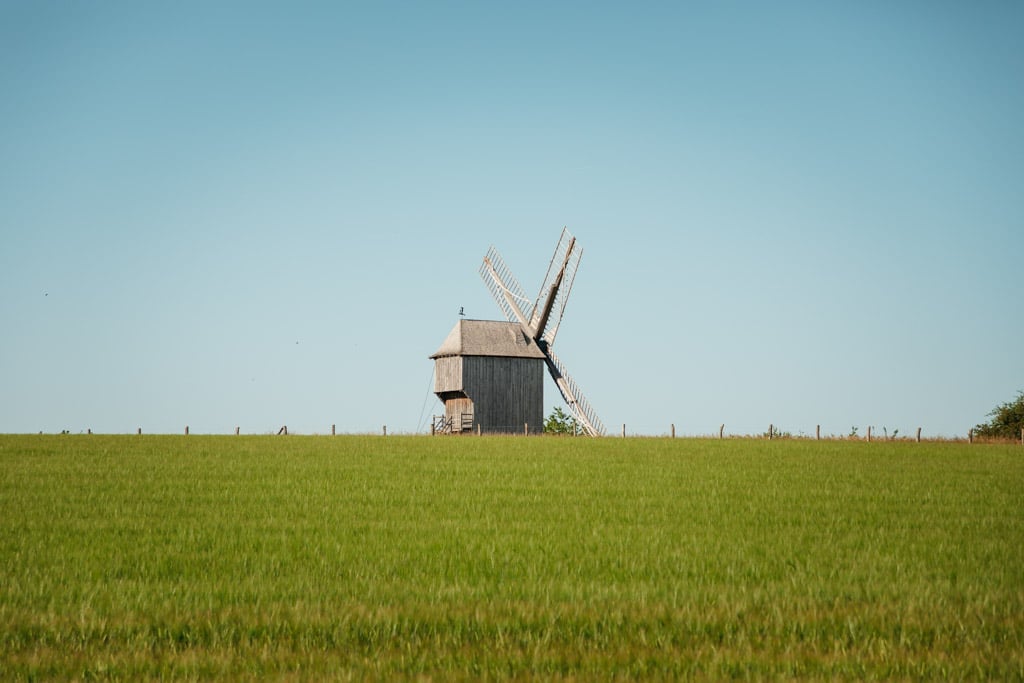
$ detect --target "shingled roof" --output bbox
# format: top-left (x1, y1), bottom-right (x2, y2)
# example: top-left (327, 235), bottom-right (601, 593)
top-left (430, 319), bottom-right (546, 360)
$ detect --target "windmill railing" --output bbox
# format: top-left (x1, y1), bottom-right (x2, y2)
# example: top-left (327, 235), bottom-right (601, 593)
top-left (432, 414), bottom-right (478, 435)
top-left (432, 415), bottom-right (454, 435)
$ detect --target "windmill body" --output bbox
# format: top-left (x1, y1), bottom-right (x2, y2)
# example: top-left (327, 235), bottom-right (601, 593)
top-left (430, 228), bottom-right (605, 436)
top-left (430, 320), bottom-right (545, 434)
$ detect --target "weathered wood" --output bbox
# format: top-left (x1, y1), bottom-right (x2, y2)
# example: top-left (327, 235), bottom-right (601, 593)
top-left (719, 424), bottom-right (725, 439)
top-left (465, 356), bottom-right (543, 433)
top-left (235, 426), bottom-right (240, 435)
top-left (768, 424), bottom-right (773, 440)
top-left (969, 428), bottom-right (973, 444)
top-left (436, 355), bottom-right (543, 434)
top-left (816, 425), bottom-right (820, 440)
top-left (137, 428), bottom-right (141, 435)
top-left (533, 236), bottom-right (577, 341)
top-left (441, 397), bottom-right (473, 433)
top-left (671, 424), bottom-right (675, 438)
top-left (331, 424), bottom-right (336, 436)
top-left (432, 356), bottom-right (464, 393)
top-left (383, 425), bottom-right (387, 437)
top-left (622, 424), bottom-right (626, 438)
top-left (916, 427), bottom-right (921, 442)
top-left (867, 426), bottom-right (872, 442)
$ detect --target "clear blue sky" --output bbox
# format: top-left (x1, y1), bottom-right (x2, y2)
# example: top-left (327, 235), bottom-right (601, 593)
top-left (2, 2), bottom-right (1021, 436)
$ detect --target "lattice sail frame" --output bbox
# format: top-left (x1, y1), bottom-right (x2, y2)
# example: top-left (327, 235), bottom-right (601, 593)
top-left (530, 226), bottom-right (582, 346)
top-left (480, 246), bottom-right (534, 327)
top-left (544, 347), bottom-right (606, 437)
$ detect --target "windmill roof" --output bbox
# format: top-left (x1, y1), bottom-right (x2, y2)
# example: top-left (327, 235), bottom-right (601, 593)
top-left (430, 319), bottom-right (546, 360)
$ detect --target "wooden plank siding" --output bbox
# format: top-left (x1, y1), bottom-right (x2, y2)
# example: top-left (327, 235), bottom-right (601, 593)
top-left (462, 356), bottom-right (544, 434)
top-left (433, 356), bottom-right (463, 394)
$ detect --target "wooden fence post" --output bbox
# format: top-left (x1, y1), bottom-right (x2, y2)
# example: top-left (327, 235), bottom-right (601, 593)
top-left (621, 424), bottom-right (626, 438)
top-left (816, 425), bottom-right (820, 440)
top-left (671, 423), bottom-right (675, 438)
top-left (477, 424), bottom-right (481, 436)
top-left (719, 424), bottom-right (725, 439)
top-left (968, 428), bottom-right (973, 444)
top-left (383, 425), bottom-right (387, 437)
top-left (235, 426), bottom-right (240, 435)
top-left (866, 426), bottom-right (871, 442)
top-left (137, 428), bottom-right (141, 435)
top-left (768, 424), bottom-right (773, 440)
top-left (332, 424), bottom-right (336, 436)
top-left (916, 427), bottom-right (921, 443)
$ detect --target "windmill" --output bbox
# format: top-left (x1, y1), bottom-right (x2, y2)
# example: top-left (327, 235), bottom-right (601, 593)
top-left (479, 228), bottom-right (606, 436)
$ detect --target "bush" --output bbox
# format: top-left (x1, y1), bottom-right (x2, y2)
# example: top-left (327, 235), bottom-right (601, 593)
top-left (974, 391), bottom-right (1024, 440)
top-left (544, 407), bottom-right (579, 435)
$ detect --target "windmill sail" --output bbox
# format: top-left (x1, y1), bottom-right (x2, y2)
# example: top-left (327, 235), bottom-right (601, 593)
top-left (480, 246), bottom-right (534, 329)
top-left (479, 230), bottom-right (605, 437)
top-left (544, 347), bottom-right (606, 437)
top-left (530, 227), bottom-right (582, 346)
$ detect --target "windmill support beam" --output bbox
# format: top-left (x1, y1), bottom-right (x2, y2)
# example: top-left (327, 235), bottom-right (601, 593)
top-left (533, 236), bottom-right (575, 341)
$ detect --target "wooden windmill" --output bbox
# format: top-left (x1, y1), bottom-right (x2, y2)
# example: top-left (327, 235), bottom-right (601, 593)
top-left (479, 228), bottom-right (606, 436)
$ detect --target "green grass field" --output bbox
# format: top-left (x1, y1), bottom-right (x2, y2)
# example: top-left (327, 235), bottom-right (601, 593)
top-left (1, 435), bottom-right (1021, 680)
